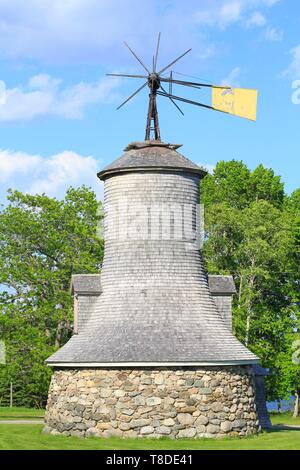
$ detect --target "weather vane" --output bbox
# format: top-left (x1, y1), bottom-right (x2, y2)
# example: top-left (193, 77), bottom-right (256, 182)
top-left (107, 33), bottom-right (258, 141)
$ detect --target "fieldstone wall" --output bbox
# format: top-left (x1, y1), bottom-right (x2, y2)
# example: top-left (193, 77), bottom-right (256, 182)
top-left (44, 367), bottom-right (260, 439)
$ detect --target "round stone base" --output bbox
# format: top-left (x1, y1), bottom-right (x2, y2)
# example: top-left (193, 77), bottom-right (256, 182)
top-left (44, 366), bottom-right (260, 438)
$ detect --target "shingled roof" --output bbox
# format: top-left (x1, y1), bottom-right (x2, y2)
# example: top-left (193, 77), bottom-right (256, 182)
top-left (48, 268), bottom-right (257, 366)
top-left (71, 274), bottom-right (102, 295)
top-left (208, 275), bottom-right (236, 295)
top-left (71, 274), bottom-right (236, 297)
top-left (98, 141), bottom-right (207, 180)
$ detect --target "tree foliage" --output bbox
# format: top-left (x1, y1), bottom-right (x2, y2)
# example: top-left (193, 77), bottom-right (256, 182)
top-left (0, 187), bottom-right (103, 407)
top-left (202, 160), bottom-right (299, 411)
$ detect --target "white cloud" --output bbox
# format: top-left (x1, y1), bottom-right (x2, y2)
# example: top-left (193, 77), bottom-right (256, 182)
top-left (28, 74), bottom-right (62, 91)
top-left (195, 0), bottom-right (280, 29)
top-left (265, 26), bottom-right (284, 42)
top-left (0, 81), bottom-right (6, 105)
top-left (0, 149), bottom-right (103, 200)
top-left (283, 45), bottom-right (300, 79)
top-left (195, 1), bottom-right (242, 28)
top-left (0, 1), bottom-right (281, 65)
top-left (0, 150), bottom-right (41, 182)
top-left (247, 11), bottom-right (267, 27)
top-left (0, 74), bottom-right (119, 122)
top-left (221, 67), bottom-right (241, 87)
top-left (220, 2), bottom-right (243, 27)
top-left (262, 0), bottom-right (280, 5)
top-left (0, 0), bottom-right (207, 65)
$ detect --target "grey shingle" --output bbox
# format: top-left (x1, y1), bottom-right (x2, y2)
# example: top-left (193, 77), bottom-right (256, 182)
top-left (98, 142), bottom-right (207, 180)
top-left (208, 275), bottom-right (236, 295)
top-left (71, 274), bottom-right (102, 295)
top-left (47, 143), bottom-right (258, 366)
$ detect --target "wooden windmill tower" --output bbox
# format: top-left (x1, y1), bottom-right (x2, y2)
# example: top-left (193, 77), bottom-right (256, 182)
top-left (44, 35), bottom-right (269, 440)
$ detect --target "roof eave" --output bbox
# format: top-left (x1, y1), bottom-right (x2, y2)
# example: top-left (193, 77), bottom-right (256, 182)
top-left (46, 359), bottom-right (259, 368)
top-left (98, 166), bottom-right (207, 181)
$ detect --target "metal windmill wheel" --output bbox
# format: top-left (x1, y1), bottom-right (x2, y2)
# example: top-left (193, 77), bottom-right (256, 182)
top-left (107, 33), bottom-right (258, 141)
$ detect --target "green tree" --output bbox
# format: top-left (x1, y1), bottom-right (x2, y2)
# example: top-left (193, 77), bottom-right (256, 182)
top-left (250, 164), bottom-right (284, 207)
top-left (276, 334), bottom-right (300, 418)
top-left (201, 160), bottom-right (285, 209)
top-left (201, 160), bottom-right (251, 209)
top-left (204, 200), bottom-right (294, 352)
top-left (202, 160), bottom-right (298, 405)
top-left (0, 186), bottom-right (103, 407)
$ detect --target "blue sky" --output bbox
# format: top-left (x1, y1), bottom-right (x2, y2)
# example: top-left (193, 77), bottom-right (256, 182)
top-left (0, 0), bottom-right (299, 201)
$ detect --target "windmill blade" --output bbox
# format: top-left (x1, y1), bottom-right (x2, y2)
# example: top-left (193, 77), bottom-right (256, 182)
top-left (169, 71), bottom-right (173, 95)
top-left (157, 89), bottom-right (258, 121)
top-left (106, 73), bottom-right (148, 79)
top-left (157, 90), bottom-right (221, 112)
top-left (161, 77), bottom-right (202, 89)
top-left (212, 87), bottom-right (258, 121)
top-left (161, 77), bottom-right (231, 89)
top-left (158, 48), bottom-right (192, 75)
top-left (124, 42), bottom-right (150, 74)
top-left (160, 84), bottom-right (184, 115)
top-left (117, 82), bottom-right (148, 110)
top-left (153, 32), bottom-right (161, 72)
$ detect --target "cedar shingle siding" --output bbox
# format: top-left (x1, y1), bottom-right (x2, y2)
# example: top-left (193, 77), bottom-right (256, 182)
top-left (47, 143), bottom-right (257, 366)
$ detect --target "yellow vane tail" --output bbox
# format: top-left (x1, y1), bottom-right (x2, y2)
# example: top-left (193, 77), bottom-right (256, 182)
top-left (212, 87), bottom-right (258, 121)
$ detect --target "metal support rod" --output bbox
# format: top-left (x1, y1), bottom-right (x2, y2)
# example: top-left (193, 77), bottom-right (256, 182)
top-left (153, 95), bottom-right (160, 141)
top-left (145, 93), bottom-right (161, 141)
top-left (145, 94), bottom-right (152, 140)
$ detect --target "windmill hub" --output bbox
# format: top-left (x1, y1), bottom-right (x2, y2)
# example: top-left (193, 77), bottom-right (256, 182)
top-left (148, 73), bottom-right (160, 92)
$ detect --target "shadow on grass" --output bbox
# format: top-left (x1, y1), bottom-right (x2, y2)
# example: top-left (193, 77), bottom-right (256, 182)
top-left (270, 425), bottom-right (300, 432)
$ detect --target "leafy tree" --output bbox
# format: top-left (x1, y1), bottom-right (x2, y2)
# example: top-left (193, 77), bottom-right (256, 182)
top-left (202, 160), bottom-right (299, 408)
top-left (0, 186), bottom-right (103, 407)
top-left (201, 160), bottom-right (251, 209)
top-left (250, 164), bottom-right (284, 208)
top-left (204, 200), bottom-right (294, 349)
top-left (201, 160), bottom-right (285, 209)
top-left (276, 334), bottom-right (300, 418)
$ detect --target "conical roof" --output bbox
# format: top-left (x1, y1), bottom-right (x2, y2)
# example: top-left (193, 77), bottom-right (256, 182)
top-left (98, 141), bottom-right (207, 180)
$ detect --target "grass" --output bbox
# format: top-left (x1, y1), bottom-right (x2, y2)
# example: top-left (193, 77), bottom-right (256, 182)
top-left (0, 407), bottom-right (45, 420)
top-left (0, 424), bottom-right (299, 450)
top-left (270, 412), bottom-right (300, 427)
top-left (0, 408), bottom-right (299, 450)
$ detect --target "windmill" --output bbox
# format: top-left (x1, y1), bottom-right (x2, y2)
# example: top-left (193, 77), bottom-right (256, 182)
top-left (107, 33), bottom-right (258, 141)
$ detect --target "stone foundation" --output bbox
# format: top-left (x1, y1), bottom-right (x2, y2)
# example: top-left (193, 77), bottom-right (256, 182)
top-left (44, 367), bottom-right (260, 438)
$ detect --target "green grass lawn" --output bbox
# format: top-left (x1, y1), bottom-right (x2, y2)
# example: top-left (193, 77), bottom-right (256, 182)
top-left (0, 407), bottom-right (45, 420)
top-left (0, 424), bottom-right (299, 450)
top-left (0, 408), bottom-right (299, 450)
top-left (270, 412), bottom-right (300, 427)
